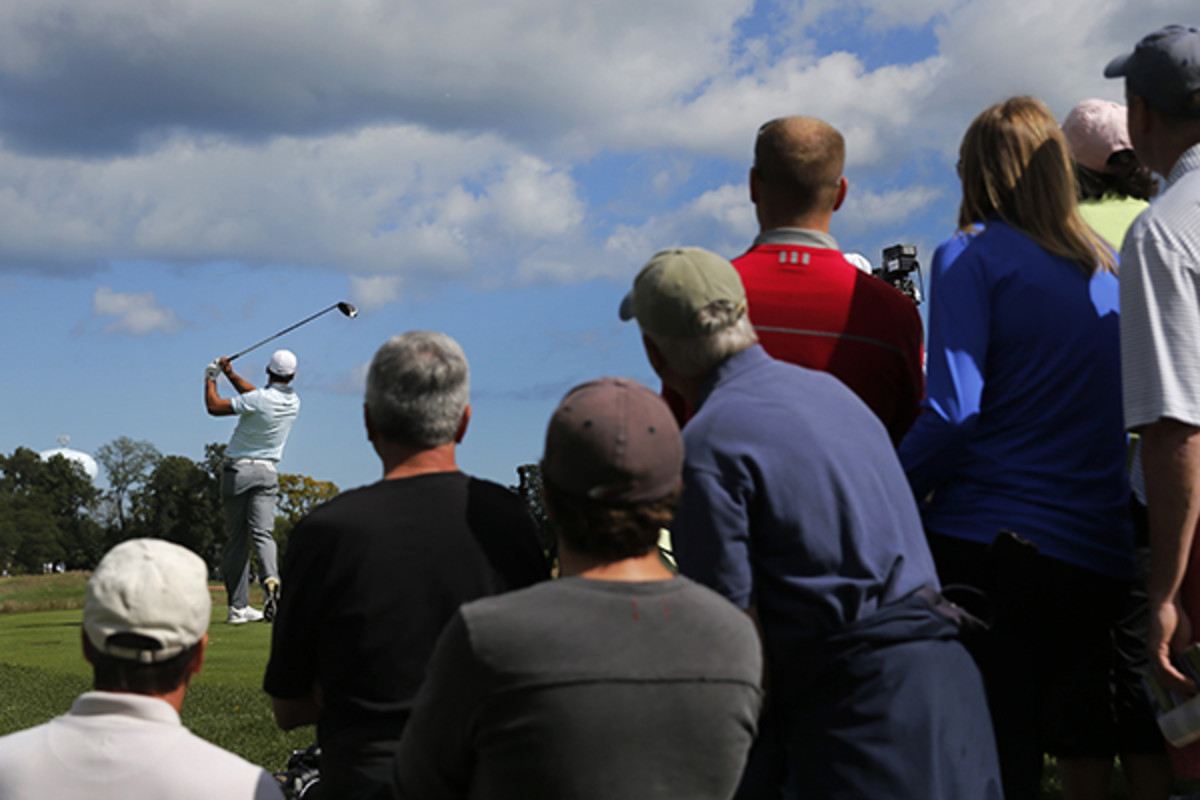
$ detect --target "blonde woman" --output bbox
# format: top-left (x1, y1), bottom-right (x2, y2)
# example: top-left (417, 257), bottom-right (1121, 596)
top-left (898, 97), bottom-right (1134, 800)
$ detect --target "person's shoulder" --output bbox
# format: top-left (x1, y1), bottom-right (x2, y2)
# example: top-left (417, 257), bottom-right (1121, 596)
top-left (288, 481), bottom-right (384, 534)
top-left (672, 576), bottom-right (756, 624)
top-left (0, 719), bottom-right (51, 758)
top-left (464, 474), bottom-right (523, 505)
top-left (166, 731), bottom-right (285, 798)
top-left (849, 268), bottom-right (921, 321)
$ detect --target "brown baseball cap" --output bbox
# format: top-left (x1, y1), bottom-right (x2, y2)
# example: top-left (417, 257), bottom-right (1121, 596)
top-left (542, 377), bottom-right (683, 504)
top-left (618, 247), bottom-right (747, 338)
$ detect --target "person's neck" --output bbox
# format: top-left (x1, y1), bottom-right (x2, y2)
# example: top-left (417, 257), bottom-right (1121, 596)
top-left (757, 209), bottom-right (832, 234)
top-left (379, 442), bottom-right (459, 480)
top-left (559, 546), bottom-right (674, 582)
top-left (95, 685), bottom-right (187, 714)
top-left (1158, 137), bottom-right (1200, 180)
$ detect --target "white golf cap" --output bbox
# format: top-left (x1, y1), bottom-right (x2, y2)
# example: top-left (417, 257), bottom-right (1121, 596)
top-left (268, 349), bottom-right (297, 378)
top-left (84, 539), bottom-right (211, 664)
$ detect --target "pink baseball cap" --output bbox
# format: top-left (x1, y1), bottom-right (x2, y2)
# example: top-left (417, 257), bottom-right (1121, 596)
top-left (542, 377), bottom-right (683, 504)
top-left (1062, 99), bottom-right (1132, 173)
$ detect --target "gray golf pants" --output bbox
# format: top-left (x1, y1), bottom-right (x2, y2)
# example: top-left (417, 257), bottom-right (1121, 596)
top-left (221, 459), bottom-right (280, 609)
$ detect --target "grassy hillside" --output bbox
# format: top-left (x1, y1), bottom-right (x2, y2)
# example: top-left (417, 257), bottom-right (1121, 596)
top-left (0, 575), bottom-right (311, 770)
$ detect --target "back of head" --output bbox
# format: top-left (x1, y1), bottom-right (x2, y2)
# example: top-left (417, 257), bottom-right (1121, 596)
top-left (84, 538), bottom-right (210, 694)
top-left (1062, 98), bottom-right (1158, 201)
top-left (541, 377), bottom-right (683, 561)
top-left (618, 247), bottom-right (758, 377)
top-left (1105, 25), bottom-right (1200, 125)
top-left (365, 330), bottom-right (470, 448)
top-left (268, 349), bottom-right (297, 381)
top-left (754, 116), bottom-right (845, 219)
top-left (958, 96), bottom-right (1114, 274)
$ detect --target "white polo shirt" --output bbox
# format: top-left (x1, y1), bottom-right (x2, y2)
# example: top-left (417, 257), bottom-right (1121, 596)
top-left (1121, 143), bottom-right (1200, 431)
top-left (226, 383), bottom-right (300, 462)
top-left (0, 692), bottom-right (284, 800)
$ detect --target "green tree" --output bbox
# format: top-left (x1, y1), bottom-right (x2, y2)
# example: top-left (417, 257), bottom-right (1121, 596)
top-left (200, 443), bottom-right (228, 569)
top-left (0, 448), bottom-right (100, 573)
top-left (95, 436), bottom-right (161, 535)
top-left (274, 473), bottom-right (340, 558)
top-left (129, 455), bottom-right (221, 566)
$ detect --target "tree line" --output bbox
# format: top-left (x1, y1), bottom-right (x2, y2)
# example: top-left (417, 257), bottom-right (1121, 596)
top-left (0, 436), bottom-right (338, 576)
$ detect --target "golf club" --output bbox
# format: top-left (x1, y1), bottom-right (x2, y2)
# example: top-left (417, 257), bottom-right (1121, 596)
top-left (228, 301), bottom-right (359, 361)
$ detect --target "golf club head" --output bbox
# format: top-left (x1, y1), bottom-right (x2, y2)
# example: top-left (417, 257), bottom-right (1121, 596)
top-left (337, 301), bottom-right (359, 318)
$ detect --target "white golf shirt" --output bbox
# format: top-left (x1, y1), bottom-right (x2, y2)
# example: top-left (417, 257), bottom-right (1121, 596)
top-left (226, 383), bottom-right (300, 462)
top-left (1121, 143), bottom-right (1200, 431)
top-left (0, 692), bottom-right (283, 800)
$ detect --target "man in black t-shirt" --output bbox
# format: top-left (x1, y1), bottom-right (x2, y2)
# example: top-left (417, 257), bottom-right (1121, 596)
top-left (263, 330), bottom-right (549, 800)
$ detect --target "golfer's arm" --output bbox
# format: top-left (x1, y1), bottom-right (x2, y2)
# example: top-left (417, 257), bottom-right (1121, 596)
top-left (1141, 418), bottom-right (1200, 605)
top-left (205, 379), bottom-right (235, 416)
top-left (226, 371), bottom-right (256, 394)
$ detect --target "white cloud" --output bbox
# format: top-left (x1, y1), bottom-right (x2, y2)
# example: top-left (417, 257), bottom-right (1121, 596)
top-left (0, 0), bottom-right (1194, 293)
top-left (0, 0), bottom-right (753, 157)
top-left (0, 126), bottom-right (588, 285)
top-left (92, 286), bottom-right (182, 335)
top-left (838, 185), bottom-right (944, 234)
top-left (600, 184), bottom-right (757, 273)
top-left (349, 276), bottom-right (403, 313)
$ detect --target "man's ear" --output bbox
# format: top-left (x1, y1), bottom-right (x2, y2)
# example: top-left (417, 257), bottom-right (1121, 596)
top-left (749, 166), bottom-right (760, 205)
top-left (832, 176), bottom-right (848, 212)
top-left (82, 629), bottom-right (94, 665)
top-left (363, 403), bottom-right (376, 442)
top-left (454, 405), bottom-right (472, 444)
top-left (188, 634), bottom-right (209, 680)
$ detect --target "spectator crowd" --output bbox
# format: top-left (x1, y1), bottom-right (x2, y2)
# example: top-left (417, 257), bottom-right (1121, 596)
top-left (3, 22), bottom-right (1200, 800)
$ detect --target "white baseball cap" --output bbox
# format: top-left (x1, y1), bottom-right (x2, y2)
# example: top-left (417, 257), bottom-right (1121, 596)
top-left (268, 349), bottom-right (297, 378)
top-left (84, 539), bottom-right (211, 663)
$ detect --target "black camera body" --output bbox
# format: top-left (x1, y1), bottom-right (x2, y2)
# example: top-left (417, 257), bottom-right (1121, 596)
top-left (873, 243), bottom-right (923, 305)
top-left (275, 744), bottom-right (321, 800)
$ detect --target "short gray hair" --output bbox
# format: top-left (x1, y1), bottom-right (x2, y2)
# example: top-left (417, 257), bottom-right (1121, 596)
top-left (365, 331), bottom-right (470, 448)
top-left (648, 303), bottom-right (758, 378)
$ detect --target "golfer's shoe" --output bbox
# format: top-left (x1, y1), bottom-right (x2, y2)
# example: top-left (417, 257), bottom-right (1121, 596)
top-left (263, 578), bottom-right (281, 623)
top-left (226, 605), bottom-right (265, 625)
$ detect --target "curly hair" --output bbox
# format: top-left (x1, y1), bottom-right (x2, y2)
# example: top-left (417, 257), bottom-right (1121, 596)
top-left (1074, 150), bottom-right (1159, 202)
top-left (543, 479), bottom-right (681, 562)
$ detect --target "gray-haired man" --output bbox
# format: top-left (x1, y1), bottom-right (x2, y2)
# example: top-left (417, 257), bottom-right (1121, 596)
top-left (0, 539), bottom-right (284, 800)
top-left (264, 330), bottom-right (549, 800)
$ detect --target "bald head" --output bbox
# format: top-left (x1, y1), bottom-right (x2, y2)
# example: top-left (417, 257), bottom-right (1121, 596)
top-left (752, 117), bottom-right (846, 228)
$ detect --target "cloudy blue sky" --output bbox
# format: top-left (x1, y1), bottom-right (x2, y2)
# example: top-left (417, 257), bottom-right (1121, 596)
top-left (0, 0), bottom-right (1191, 492)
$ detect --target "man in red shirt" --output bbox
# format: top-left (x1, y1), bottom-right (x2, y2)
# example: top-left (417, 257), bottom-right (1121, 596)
top-left (668, 117), bottom-right (923, 443)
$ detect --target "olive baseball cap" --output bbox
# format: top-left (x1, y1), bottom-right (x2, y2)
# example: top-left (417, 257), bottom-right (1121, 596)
top-left (542, 377), bottom-right (683, 504)
top-left (84, 539), bottom-right (211, 664)
top-left (1105, 25), bottom-right (1200, 118)
top-left (618, 247), bottom-right (747, 338)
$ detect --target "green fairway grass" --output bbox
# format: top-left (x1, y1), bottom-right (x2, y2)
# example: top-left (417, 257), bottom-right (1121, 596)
top-left (0, 577), bottom-right (312, 771)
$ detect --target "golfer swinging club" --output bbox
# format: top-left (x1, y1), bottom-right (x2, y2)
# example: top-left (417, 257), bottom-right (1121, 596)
top-left (205, 350), bottom-right (300, 625)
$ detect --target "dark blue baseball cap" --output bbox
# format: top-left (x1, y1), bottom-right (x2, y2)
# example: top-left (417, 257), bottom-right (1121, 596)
top-left (1105, 25), bottom-right (1200, 118)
